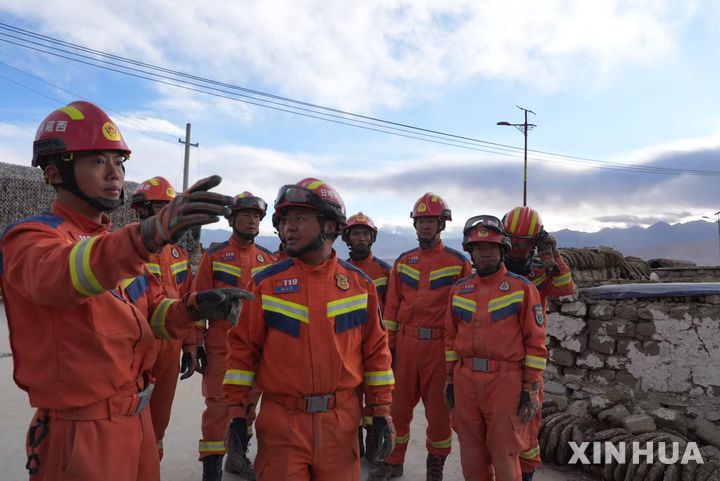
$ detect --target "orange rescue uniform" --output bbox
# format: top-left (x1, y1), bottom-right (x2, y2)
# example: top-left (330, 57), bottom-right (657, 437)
top-left (0, 200), bottom-right (195, 481)
top-left (445, 265), bottom-right (548, 481)
top-left (383, 242), bottom-right (471, 464)
top-left (518, 255), bottom-right (575, 473)
top-left (192, 237), bottom-right (275, 459)
top-left (223, 254), bottom-right (394, 481)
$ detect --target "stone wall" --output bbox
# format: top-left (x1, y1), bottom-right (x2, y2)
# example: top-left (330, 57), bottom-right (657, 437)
top-left (651, 267), bottom-right (720, 283)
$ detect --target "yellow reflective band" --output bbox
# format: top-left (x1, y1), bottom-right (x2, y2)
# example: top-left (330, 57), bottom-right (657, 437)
top-left (363, 416), bottom-right (373, 426)
top-left (396, 433), bottom-right (410, 444)
top-left (306, 180), bottom-right (324, 190)
top-left (69, 237), bottom-right (105, 296)
top-left (510, 207), bottom-right (521, 234)
top-left (364, 370), bottom-right (395, 386)
top-left (429, 265), bottom-right (463, 281)
top-left (383, 319), bottom-right (399, 331)
top-left (251, 265), bottom-right (269, 275)
top-left (452, 295), bottom-right (477, 313)
top-left (212, 261), bottom-right (242, 277)
top-left (150, 298), bottom-right (176, 339)
top-left (397, 263), bottom-right (420, 280)
top-left (194, 320), bottom-right (206, 328)
top-left (532, 274), bottom-right (547, 286)
top-left (170, 261), bottom-right (188, 275)
top-left (198, 441), bottom-right (226, 453)
top-left (445, 350), bottom-right (459, 362)
top-left (528, 211), bottom-right (539, 236)
top-left (488, 290), bottom-right (524, 312)
top-left (524, 354), bottom-right (547, 370)
top-left (223, 369), bottom-right (255, 386)
top-left (121, 277), bottom-right (136, 289)
top-left (327, 293), bottom-right (368, 317)
top-left (261, 294), bottom-right (309, 323)
top-left (520, 445), bottom-right (541, 459)
top-left (373, 276), bottom-right (388, 287)
top-left (58, 105), bottom-right (85, 120)
top-left (552, 271), bottom-right (572, 287)
top-left (429, 435), bottom-right (453, 449)
top-left (146, 263), bottom-right (161, 275)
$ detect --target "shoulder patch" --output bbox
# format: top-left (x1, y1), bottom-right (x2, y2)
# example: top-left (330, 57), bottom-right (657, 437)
top-left (452, 273), bottom-right (475, 289)
top-left (338, 258), bottom-right (373, 284)
top-left (371, 257), bottom-right (392, 273)
top-left (1, 212), bottom-right (64, 241)
top-left (506, 271), bottom-right (532, 285)
top-left (534, 304), bottom-right (545, 326)
top-left (253, 257), bottom-right (294, 285)
top-left (443, 246), bottom-right (469, 262)
top-left (396, 247), bottom-right (420, 263)
top-left (206, 240), bottom-right (229, 255)
top-left (255, 243), bottom-right (274, 256)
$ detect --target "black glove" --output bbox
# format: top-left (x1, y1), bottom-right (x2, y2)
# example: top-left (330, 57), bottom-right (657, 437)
top-left (196, 345), bottom-right (208, 375)
top-left (184, 288), bottom-right (254, 326)
top-left (358, 427), bottom-right (365, 457)
top-left (141, 176), bottom-right (233, 253)
top-left (444, 383), bottom-right (455, 410)
top-left (228, 417), bottom-right (250, 452)
top-left (179, 351), bottom-right (196, 380)
top-left (518, 381), bottom-right (540, 424)
top-left (372, 416), bottom-right (396, 463)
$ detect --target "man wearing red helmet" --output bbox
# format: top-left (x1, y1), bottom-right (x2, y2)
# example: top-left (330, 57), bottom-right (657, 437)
top-left (193, 191), bottom-right (276, 481)
top-left (502, 207), bottom-right (575, 481)
top-left (0, 101), bottom-right (249, 481)
top-left (130, 176), bottom-right (205, 461)
top-left (224, 178), bottom-right (395, 481)
top-left (342, 211), bottom-right (392, 462)
top-left (370, 193), bottom-right (471, 481)
top-left (445, 215), bottom-right (547, 481)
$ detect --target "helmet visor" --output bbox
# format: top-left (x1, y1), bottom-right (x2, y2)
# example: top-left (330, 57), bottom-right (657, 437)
top-left (275, 185), bottom-right (322, 210)
top-left (234, 196), bottom-right (267, 213)
top-left (463, 215), bottom-right (504, 235)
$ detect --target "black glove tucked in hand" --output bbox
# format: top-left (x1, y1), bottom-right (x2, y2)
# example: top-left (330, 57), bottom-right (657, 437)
top-left (141, 175), bottom-right (234, 253)
top-left (372, 415), bottom-right (396, 463)
top-left (180, 351), bottom-right (196, 380)
top-left (228, 417), bottom-right (250, 452)
top-left (518, 381), bottom-right (540, 424)
top-left (444, 383), bottom-right (455, 410)
top-left (195, 345), bottom-right (208, 375)
top-left (184, 288), bottom-right (254, 326)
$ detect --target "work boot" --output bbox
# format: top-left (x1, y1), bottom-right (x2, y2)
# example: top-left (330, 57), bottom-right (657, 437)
top-left (426, 454), bottom-right (446, 481)
top-left (224, 446), bottom-right (256, 480)
top-left (364, 426), bottom-right (378, 462)
top-left (202, 455), bottom-right (223, 481)
top-left (522, 472), bottom-right (535, 481)
top-left (366, 462), bottom-right (403, 481)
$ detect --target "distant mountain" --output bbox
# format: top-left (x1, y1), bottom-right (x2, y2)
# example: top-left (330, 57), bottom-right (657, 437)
top-left (201, 220), bottom-right (720, 266)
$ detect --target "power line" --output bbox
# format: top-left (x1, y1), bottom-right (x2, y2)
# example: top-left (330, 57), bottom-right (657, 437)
top-left (1, 23), bottom-right (718, 176)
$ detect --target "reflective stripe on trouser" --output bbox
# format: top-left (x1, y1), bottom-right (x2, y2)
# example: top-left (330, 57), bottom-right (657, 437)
top-left (452, 363), bottom-right (523, 481)
top-left (386, 330), bottom-right (451, 465)
top-left (519, 380), bottom-right (544, 473)
top-left (200, 322), bottom-right (260, 460)
top-left (149, 337), bottom-right (183, 461)
top-left (26, 406), bottom-right (159, 481)
top-left (253, 390), bottom-right (361, 481)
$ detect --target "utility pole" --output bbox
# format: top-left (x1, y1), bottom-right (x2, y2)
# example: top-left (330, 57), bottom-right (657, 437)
top-left (178, 123), bottom-right (199, 190)
top-left (497, 106), bottom-right (536, 206)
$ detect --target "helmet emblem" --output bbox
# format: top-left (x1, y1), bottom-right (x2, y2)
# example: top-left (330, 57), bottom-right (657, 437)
top-left (417, 203), bottom-right (427, 213)
top-left (166, 188), bottom-right (176, 198)
top-left (102, 121), bottom-right (121, 141)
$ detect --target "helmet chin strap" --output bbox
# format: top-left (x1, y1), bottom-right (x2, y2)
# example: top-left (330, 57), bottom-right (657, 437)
top-left (504, 255), bottom-right (533, 276)
top-left (287, 216), bottom-right (339, 258)
top-left (55, 159), bottom-right (123, 213)
top-left (416, 219), bottom-right (444, 248)
top-left (475, 259), bottom-right (504, 277)
top-left (232, 229), bottom-right (257, 241)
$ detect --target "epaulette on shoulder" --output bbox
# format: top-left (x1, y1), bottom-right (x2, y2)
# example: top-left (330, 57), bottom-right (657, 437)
top-left (206, 240), bottom-right (229, 255)
top-left (253, 257), bottom-right (294, 285)
top-left (372, 256), bottom-right (392, 272)
top-left (444, 246), bottom-right (469, 263)
top-left (506, 271), bottom-right (532, 285)
top-left (452, 273), bottom-right (475, 288)
top-left (1, 212), bottom-right (64, 241)
top-left (338, 258), bottom-right (373, 283)
top-left (395, 247), bottom-right (420, 263)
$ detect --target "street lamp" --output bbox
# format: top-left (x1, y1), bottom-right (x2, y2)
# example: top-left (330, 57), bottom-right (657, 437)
top-left (702, 211), bottom-right (720, 264)
top-left (497, 106), bottom-right (536, 206)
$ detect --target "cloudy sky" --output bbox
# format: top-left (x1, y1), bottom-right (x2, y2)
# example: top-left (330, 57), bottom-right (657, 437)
top-left (1, 0), bottom-right (719, 236)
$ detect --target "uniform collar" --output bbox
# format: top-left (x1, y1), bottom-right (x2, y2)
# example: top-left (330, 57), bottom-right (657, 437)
top-left (229, 235), bottom-right (255, 251)
top-left (419, 240), bottom-right (445, 255)
top-left (51, 199), bottom-right (111, 235)
top-left (475, 264), bottom-right (508, 284)
top-left (295, 249), bottom-right (338, 273)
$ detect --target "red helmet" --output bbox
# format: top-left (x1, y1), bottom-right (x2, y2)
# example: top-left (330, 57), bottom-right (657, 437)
top-left (229, 191), bottom-right (268, 219)
top-left (274, 178), bottom-right (346, 224)
top-left (342, 212), bottom-right (377, 242)
top-left (32, 100), bottom-right (131, 168)
top-left (410, 193), bottom-right (452, 220)
top-left (462, 215), bottom-right (512, 252)
top-left (131, 177), bottom-right (176, 208)
top-left (502, 206), bottom-right (543, 239)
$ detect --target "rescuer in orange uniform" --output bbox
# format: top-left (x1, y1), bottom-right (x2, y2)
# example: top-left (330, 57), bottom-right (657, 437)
top-left (131, 176), bottom-right (205, 460)
top-left (272, 212), bottom-right (290, 261)
top-left (445, 215), bottom-right (548, 481)
top-left (224, 178), bottom-right (396, 481)
top-left (0, 100), bottom-right (249, 481)
top-left (370, 193), bottom-right (471, 481)
top-left (342, 211), bottom-right (392, 462)
top-left (502, 206), bottom-right (575, 481)
top-left (193, 191), bottom-right (276, 481)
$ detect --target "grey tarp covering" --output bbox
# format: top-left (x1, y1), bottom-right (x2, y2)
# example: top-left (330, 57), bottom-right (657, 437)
top-left (581, 282), bottom-right (720, 300)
